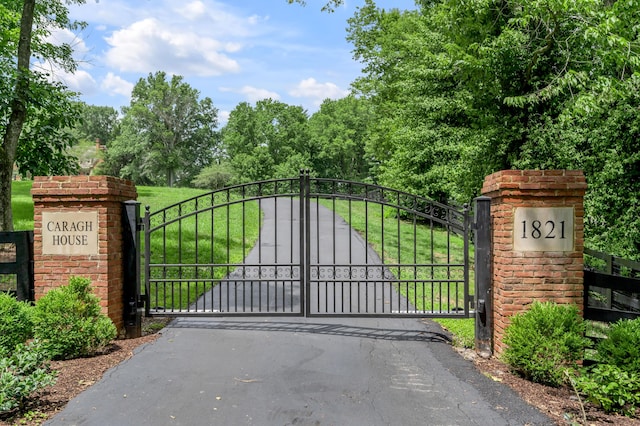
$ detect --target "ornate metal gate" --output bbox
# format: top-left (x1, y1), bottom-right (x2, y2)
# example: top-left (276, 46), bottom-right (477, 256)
top-left (143, 172), bottom-right (471, 318)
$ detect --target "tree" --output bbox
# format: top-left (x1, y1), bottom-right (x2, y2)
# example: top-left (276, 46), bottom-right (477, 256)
top-left (287, 0), bottom-right (344, 12)
top-left (0, 0), bottom-right (86, 231)
top-left (307, 96), bottom-right (372, 181)
top-left (223, 99), bottom-right (310, 182)
top-left (76, 104), bottom-right (120, 145)
top-left (346, 0), bottom-right (640, 257)
top-left (99, 71), bottom-right (220, 187)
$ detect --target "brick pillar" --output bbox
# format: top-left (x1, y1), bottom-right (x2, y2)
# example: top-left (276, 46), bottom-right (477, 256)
top-left (32, 176), bottom-right (137, 332)
top-left (481, 170), bottom-right (586, 355)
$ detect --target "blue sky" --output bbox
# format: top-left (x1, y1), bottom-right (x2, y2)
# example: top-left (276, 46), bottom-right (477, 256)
top-left (49, 0), bottom-right (416, 124)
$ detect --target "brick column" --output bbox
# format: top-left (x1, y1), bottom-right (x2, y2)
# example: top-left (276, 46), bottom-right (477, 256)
top-left (481, 170), bottom-right (586, 354)
top-left (32, 176), bottom-right (137, 332)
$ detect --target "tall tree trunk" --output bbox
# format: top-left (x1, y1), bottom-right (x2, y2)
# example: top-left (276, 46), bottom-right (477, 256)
top-left (0, 0), bottom-right (36, 231)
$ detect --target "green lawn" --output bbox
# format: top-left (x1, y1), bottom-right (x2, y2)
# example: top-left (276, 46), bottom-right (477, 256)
top-left (318, 197), bottom-right (476, 347)
top-left (10, 181), bottom-right (34, 231)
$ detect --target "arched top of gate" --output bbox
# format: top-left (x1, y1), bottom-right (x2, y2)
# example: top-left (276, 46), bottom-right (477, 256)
top-left (306, 177), bottom-right (469, 233)
top-left (144, 174), bottom-right (469, 234)
top-left (145, 177), bottom-right (302, 230)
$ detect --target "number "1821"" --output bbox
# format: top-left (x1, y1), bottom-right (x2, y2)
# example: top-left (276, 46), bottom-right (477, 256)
top-left (521, 220), bottom-right (566, 239)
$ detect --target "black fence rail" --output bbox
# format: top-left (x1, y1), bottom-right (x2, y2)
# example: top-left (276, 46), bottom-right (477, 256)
top-left (0, 231), bottom-right (34, 301)
top-left (584, 247), bottom-right (640, 323)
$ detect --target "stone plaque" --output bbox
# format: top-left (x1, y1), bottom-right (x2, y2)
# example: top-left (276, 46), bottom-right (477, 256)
top-left (42, 211), bottom-right (99, 255)
top-left (514, 207), bottom-right (574, 252)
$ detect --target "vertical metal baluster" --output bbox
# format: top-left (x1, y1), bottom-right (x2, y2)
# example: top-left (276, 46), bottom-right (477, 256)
top-left (228, 188), bottom-right (232, 313)
top-left (144, 206), bottom-right (151, 316)
top-left (194, 198), bottom-right (199, 312)
top-left (274, 181), bottom-right (278, 312)
top-left (463, 204), bottom-right (470, 317)
top-left (365, 186), bottom-right (369, 313)
top-left (304, 171), bottom-right (311, 316)
top-left (178, 204), bottom-right (183, 311)
top-left (378, 193), bottom-right (382, 314)
top-left (259, 183), bottom-right (263, 312)
top-left (214, 192), bottom-right (222, 312)
top-left (332, 181), bottom-right (336, 314)
top-left (349, 182), bottom-right (353, 314)
top-left (290, 186), bottom-right (294, 312)
top-left (316, 189), bottom-right (322, 313)
top-left (412, 197), bottom-right (419, 313)
top-left (162, 210), bottom-right (167, 309)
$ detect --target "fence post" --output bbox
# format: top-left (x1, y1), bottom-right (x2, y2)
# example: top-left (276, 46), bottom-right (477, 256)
top-left (123, 200), bottom-right (141, 338)
top-left (474, 196), bottom-right (492, 357)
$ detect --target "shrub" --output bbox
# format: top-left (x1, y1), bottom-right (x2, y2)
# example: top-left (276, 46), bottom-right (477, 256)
top-left (32, 277), bottom-right (117, 360)
top-left (502, 301), bottom-right (590, 387)
top-left (596, 318), bottom-right (640, 373)
top-left (0, 293), bottom-right (33, 354)
top-left (573, 364), bottom-right (640, 416)
top-left (0, 340), bottom-right (57, 414)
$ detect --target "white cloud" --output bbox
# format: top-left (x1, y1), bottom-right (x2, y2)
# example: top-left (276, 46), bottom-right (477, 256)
top-left (221, 86), bottom-right (281, 103)
top-left (101, 72), bottom-right (134, 97)
top-left (178, 1), bottom-right (207, 20)
top-left (239, 86), bottom-right (280, 103)
top-left (289, 78), bottom-right (349, 105)
top-left (64, 70), bottom-right (99, 95)
top-left (104, 17), bottom-right (241, 76)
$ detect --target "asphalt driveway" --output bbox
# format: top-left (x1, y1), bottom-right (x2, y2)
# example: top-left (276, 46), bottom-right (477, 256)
top-left (45, 316), bottom-right (553, 426)
top-left (45, 197), bottom-right (553, 425)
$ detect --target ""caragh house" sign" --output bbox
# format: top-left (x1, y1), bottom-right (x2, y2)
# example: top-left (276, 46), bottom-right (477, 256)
top-left (41, 211), bottom-right (99, 255)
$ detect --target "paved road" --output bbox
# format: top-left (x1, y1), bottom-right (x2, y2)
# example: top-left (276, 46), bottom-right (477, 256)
top-left (192, 198), bottom-right (419, 315)
top-left (46, 198), bottom-right (553, 426)
top-left (46, 316), bottom-right (553, 426)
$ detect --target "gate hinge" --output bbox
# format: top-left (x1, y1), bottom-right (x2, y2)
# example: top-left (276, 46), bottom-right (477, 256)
top-left (137, 217), bottom-right (145, 231)
top-left (137, 294), bottom-right (148, 308)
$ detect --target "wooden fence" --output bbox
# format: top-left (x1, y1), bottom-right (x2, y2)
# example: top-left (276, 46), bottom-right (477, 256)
top-left (0, 231), bottom-right (34, 301)
top-left (584, 247), bottom-right (640, 323)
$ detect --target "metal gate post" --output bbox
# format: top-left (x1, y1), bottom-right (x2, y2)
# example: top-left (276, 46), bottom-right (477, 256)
top-left (302, 170), bottom-right (311, 317)
top-left (143, 206), bottom-right (151, 317)
top-left (123, 200), bottom-right (142, 338)
top-left (474, 196), bottom-right (492, 357)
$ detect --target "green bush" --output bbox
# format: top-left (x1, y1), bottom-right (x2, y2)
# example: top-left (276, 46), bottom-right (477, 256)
top-left (502, 301), bottom-right (590, 387)
top-left (0, 293), bottom-right (33, 354)
top-left (32, 277), bottom-right (117, 360)
top-left (0, 340), bottom-right (57, 414)
top-left (574, 364), bottom-right (640, 416)
top-left (596, 318), bottom-right (640, 373)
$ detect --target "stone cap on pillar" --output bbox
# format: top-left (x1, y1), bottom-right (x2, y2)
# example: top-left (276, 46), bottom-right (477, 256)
top-left (482, 170), bottom-right (587, 199)
top-left (31, 175), bottom-right (137, 203)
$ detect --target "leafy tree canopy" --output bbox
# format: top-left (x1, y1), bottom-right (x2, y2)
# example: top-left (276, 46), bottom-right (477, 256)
top-left (1, 0), bottom-right (86, 230)
top-left (346, 0), bottom-right (640, 257)
top-left (99, 71), bottom-right (220, 187)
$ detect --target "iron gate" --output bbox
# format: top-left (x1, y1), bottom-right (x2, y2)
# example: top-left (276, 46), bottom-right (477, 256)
top-left (143, 172), bottom-right (471, 318)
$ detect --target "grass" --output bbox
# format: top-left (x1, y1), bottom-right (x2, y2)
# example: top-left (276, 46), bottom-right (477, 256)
top-left (318, 197), bottom-right (475, 345)
top-left (10, 181), bottom-right (34, 231)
